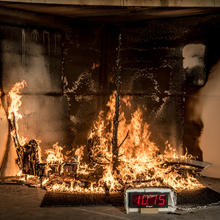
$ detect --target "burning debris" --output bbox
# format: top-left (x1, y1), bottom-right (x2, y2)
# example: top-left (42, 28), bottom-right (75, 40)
top-left (7, 81), bottom-right (41, 176)
top-left (5, 81), bottom-right (205, 195)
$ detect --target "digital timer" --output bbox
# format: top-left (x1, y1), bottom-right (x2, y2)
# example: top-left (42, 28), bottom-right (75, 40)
top-left (125, 187), bottom-right (176, 214)
top-left (129, 192), bottom-right (168, 208)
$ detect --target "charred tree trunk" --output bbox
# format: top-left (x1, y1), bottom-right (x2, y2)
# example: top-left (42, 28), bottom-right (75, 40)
top-left (112, 34), bottom-right (121, 173)
top-left (112, 79), bottom-right (120, 172)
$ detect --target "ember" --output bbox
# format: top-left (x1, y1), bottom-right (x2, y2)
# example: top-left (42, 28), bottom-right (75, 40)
top-left (8, 81), bottom-right (204, 194)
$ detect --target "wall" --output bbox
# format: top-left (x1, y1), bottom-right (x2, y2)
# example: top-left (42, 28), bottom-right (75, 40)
top-left (62, 14), bottom-right (220, 160)
top-left (1, 10), bottom-right (220, 176)
top-left (0, 24), bottom-right (70, 175)
top-left (199, 61), bottom-right (220, 178)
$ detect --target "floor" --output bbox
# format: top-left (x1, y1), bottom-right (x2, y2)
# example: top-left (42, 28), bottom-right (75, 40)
top-left (0, 184), bottom-right (220, 220)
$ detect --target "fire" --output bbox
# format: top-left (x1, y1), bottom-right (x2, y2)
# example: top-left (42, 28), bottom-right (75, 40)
top-left (46, 142), bottom-right (64, 164)
top-left (44, 92), bottom-right (204, 193)
top-left (7, 81), bottom-right (204, 193)
top-left (8, 80), bottom-right (27, 146)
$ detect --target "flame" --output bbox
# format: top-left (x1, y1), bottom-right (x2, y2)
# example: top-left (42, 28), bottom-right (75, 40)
top-left (46, 142), bottom-right (64, 164)
top-left (16, 170), bottom-right (22, 176)
top-left (8, 80), bottom-right (27, 146)
top-left (7, 82), bottom-right (204, 194)
top-left (44, 92), bottom-right (204, 193)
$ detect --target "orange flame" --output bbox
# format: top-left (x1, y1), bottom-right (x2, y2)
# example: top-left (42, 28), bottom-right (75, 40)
top-left (46, 142), bottom-right (64, 164)
top-left (8, 80), bottom-right (27, 146)
top-left (44, 92), bottom-right (204, 193)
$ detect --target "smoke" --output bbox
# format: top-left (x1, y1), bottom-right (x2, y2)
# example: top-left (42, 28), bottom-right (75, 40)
top-left (2, 42), bottom-right (59, 94)
top-left (182, 44), bottom-right (207, 160)
top-left (183, 44), bottom-right (206, 86)
top-left (183, 44), bottom-right (205, 69)
top-left (198, 60), bottom-right (220, 178)
top-left (0, 39), bottom-right (70, 176)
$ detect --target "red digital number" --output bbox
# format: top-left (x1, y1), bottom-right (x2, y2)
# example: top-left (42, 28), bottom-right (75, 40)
top-left (154, 195), bottom-right (158, 205)
top-left (141, 195), bottom-right (149, 205)
top-left (137, 195), bottom-right (141, 205)
top-left (133, 193), bottom-right (166, 207)
top-left (158, 194), bottom-right (165, 205)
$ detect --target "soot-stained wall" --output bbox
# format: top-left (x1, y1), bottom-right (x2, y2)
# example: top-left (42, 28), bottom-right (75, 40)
top-left (1, 11), bottom-right (220, 176)
top-left (118, 22), bottom-right (185, 154)
top-left (63, 13), bottom-right (220, 160)
top-left (62, 24), bottom-right (118, 150)
top-left (0, 24), bottom-right (71, 175)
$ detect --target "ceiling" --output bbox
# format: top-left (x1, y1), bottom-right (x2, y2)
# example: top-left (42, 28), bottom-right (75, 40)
top-left (0, 2), bottom-right (219, 21)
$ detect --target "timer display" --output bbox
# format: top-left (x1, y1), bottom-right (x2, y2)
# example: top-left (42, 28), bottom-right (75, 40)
top-left (129, 192), bottom-right (169, 208)
top-left (125, 188), bottom-right (176, 214)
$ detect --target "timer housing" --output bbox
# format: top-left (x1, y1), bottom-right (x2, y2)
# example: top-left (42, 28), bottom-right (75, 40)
top-left (125, 187), bottom-right (177, 214)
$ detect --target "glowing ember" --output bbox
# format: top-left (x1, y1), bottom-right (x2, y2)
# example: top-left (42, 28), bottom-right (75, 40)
top-left (43, 92), bottom-right (204, 193)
